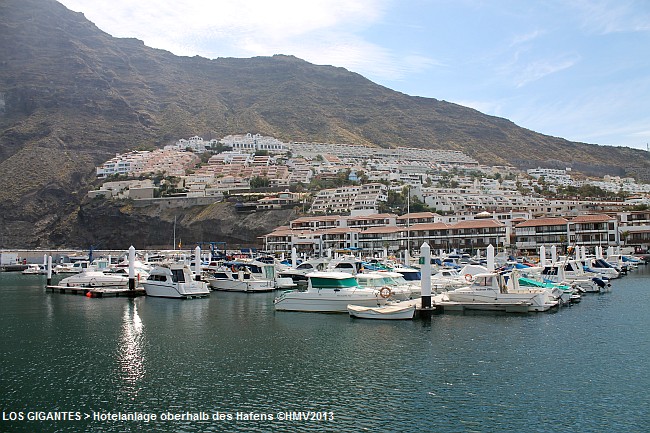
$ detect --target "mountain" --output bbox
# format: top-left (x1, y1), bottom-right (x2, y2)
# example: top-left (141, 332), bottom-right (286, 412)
top-left (1, 0), bottom-right (648, 249)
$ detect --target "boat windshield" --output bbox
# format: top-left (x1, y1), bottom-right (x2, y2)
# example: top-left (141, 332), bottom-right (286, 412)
top-left (310, 276), bottom-right (358, 289)
top-left (399, 271), bottom-right (421, 281)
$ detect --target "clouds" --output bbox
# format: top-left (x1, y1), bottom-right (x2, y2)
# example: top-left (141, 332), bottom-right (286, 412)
top-left (570, 0), bottom-right (650, 34)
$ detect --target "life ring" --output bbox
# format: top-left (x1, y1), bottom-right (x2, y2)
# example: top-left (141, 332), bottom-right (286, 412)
top-left (379, 286), bottom-right (392, 299)
top-left (231, 265), bottom-right (237, 273)
top-left (464, 273), bottom-right (474, 282)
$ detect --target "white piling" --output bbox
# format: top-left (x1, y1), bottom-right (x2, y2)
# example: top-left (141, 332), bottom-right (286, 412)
top-left (581, 246), bottom-right (587, 261)
top-left (47, 255), bottom-right (52, 285)
top-left (128, 246), bottom-right (136, 290)
top-left (194, 246), bottom-right (201, 281)
top-left (421, 242), bottom-right (432, 309)
top-left (607, 246), bottom-right (614, 258)
top-left (539, 245), bottom-right (546, 267)
top-left (551, 245), bottom-right (557, 264)
top-left (487, 244), bottom-right (495, 272)
top-left (291, 247), bottom-right (297, 268)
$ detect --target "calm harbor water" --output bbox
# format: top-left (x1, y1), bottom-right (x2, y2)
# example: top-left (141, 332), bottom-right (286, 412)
top-left (1, 267), bottom-right (650, 432)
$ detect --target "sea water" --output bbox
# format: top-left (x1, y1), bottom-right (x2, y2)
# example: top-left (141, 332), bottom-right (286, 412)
top-left (1, 266), bottom-right (649, 432)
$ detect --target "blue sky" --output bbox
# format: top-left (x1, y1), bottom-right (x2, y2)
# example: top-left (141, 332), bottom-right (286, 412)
top-left (58, 0), bottom-right (650, 150)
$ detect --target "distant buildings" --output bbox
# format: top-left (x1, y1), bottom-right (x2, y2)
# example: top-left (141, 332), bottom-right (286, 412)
top-left (91, 133), bottom-right (650, 252)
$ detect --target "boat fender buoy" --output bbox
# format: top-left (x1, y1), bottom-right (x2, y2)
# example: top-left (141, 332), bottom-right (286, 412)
top-left (464, 273), bottom-right (473, 282)
top-left (379, 286), bottom-right (392, 299)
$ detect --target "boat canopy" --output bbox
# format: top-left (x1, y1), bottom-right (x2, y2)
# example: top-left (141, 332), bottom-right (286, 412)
top-left (309, 275), bottom-right (358, 289)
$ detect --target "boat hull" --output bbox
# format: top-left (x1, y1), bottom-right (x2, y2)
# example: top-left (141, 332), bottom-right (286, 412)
top-left (143, 281), bottom-right (209, 298)
top-left (446, 291), bottom-right (556, 312)
top-left (59, 274), bottom-right (129, 288)
top-left (208, 279), bottom-right (274, 292)
top-left (274, 291), bottom-right (385, 312)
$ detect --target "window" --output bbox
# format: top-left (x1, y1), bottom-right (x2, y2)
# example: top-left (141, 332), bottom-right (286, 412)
top-left (171, 269), bottom-right (185, 283)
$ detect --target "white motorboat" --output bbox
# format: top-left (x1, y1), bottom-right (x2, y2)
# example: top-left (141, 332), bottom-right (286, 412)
top-left (276, 258), bottom-right (330, 289)
top-left (587, 258), bottom-right (620, 279)
top-left (355, 271), bottom-right (414, 301)
top-left (54, 261), bottom-right (89, 274)
top-left (58, 270), bottom-right (129, 288)
top-left (443, 272), bottom-right (558, 312)
top-left (347, 302), bottom-right (416, 320)
top-left (204, 268), bottom-right (274, 292)
top-left (538, 263), bottom-right (610, 293)
top-left (21, 264), bottom-right (47, 275)
top-left (274, 271), bottom-right (386, 312)
top-left (142, 264), bottom-right (209, 298)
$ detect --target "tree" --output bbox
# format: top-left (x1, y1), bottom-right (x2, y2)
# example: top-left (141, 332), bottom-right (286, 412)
top-left (249, 176), bottom-right (270, 189)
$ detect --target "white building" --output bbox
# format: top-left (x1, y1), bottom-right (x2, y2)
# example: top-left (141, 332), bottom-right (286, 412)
top-left (220, 133), bottom-right (288, 153)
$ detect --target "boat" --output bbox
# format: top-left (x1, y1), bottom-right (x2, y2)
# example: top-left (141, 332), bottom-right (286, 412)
top-left (54, 261), bottom-right (89, 274)
top-left (204, 268), bottom-right (274, 292)
top-left (443, 272), bottom-right (558, 312)
top-left (58, 269), bottom-right (129, 288)
top-left (142, 264), bottom-right (209, 298)
top-left (275, 258), bottom-right (330, 289)
top-left (21, 264), bottom-right (47, 275)
top-left (355, 271), bottom-right (414, 301)
top-left (347, 302), bottom-right (416, 320)
top-left (274, 271), bottom-right (387, 313)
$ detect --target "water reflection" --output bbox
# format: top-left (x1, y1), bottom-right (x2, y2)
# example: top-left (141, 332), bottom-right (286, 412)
top-left (118, 301), bottom-right (145, 399)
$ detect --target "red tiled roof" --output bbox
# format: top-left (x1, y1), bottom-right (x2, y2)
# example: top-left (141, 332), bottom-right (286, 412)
top-left (409, 222), bottom-right (450, 230)
top-left (570, 214), bottom-right (615, 223)
top-left (515, 217), bottom-right (569, 227)
top-left (451, 219), bottom-right (505, 229)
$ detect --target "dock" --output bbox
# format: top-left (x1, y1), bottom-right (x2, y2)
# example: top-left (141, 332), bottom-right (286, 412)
top-left (45, 285), bottom-right (146, 298)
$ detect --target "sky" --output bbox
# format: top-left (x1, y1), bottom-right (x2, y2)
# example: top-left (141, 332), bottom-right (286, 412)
top-left (57, 0), bottom-right (650, 151)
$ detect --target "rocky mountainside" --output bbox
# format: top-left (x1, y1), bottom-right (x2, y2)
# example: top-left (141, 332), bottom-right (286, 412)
top-left (1, 0), bottom-right (648, 249)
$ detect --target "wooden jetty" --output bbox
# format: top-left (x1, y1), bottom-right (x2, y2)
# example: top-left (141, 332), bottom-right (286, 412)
top-left (46, 285), bottom-right (145, 298)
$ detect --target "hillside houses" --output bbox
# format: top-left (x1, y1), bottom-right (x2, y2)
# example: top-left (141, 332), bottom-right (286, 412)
top-left (92, 134), bottom-right (649, 252)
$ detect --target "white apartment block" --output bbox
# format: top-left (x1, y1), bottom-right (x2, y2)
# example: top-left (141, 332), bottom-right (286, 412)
top-left (96, 151), bottom-right (150, 178)
top-left (220, 133), bottom-right (288, 153)
top-left (310, 183), bottom-right (388, 215)
top-left (288, 142), bottom-right (478, 166)
top-left (97, 149), bottom-right (199, 178)
top-left (167, 136), bottom-right (217, 153)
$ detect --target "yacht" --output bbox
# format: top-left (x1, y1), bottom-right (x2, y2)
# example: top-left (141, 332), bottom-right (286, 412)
top-left (204, 268), bottom-right (274, 292)
top-left (142, 264), bottom-right (209, 298)
top-left (274, 271), bottom-right (386, 312)
top-left (443, 272), bottom-right (558, 312)
top-left (21, 264), bottom-right (47, 275)
top-left (58, 269), bottom-right (129, 288)
top-left (275, 258), bottom-right (330, 289)
top-left (355, 271), bottom-right (414, 301)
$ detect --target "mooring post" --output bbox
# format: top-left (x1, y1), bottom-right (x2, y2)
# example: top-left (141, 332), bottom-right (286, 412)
top-left (551, 245), bottom-right (557, 265)
top-left (47, 255), bottom-right (52, 286)
top-left (421, 242), bottom-right (432, 310)
top-left (194, 246), bottom-right (201, 281)
top-left (128, 246), bottom-right (136, 291)
top-left (487, 244), bottom-right (495, 272)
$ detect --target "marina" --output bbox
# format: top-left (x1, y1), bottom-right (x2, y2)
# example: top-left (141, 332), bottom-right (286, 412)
top-left (1, 253), bottom-right (649, 432)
